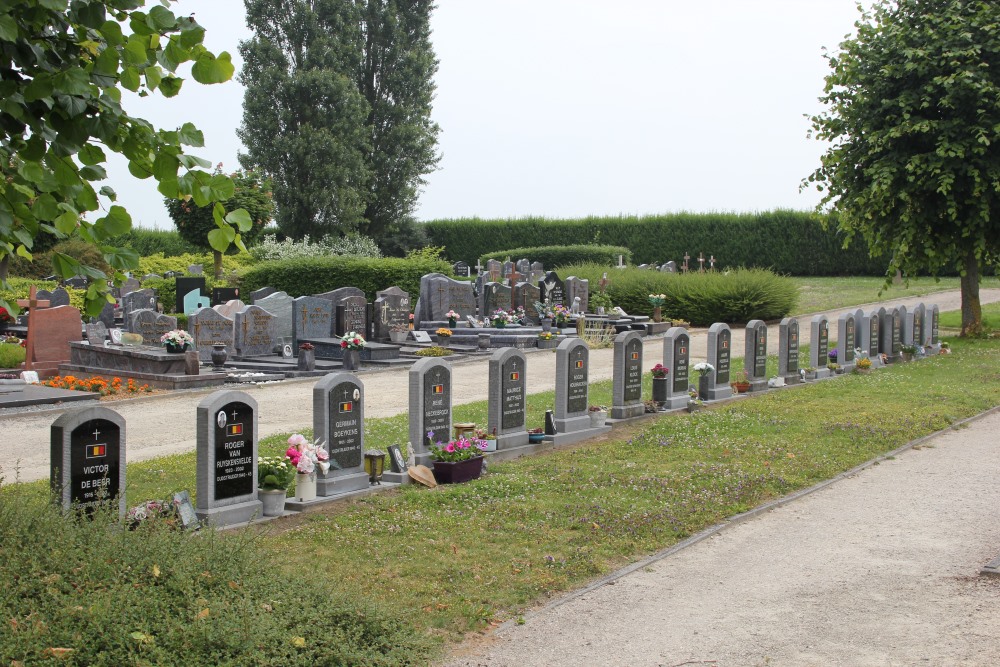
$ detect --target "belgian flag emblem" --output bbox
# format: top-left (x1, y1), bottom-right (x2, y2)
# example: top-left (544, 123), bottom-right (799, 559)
top-left (227, 423), bottom-right (243, 436)
top-left (509, 372), bottom-right (519, 381)
top-left (86, 444), bottom-right (106, 459)
top-left (575, 360), bottom-right (584, 369)
top-left (432, 384), bottom-right (444, 394)
top-left (339, 401), bottom-right (353, 413)
top-left (630, 352), bottom-right (639, 360)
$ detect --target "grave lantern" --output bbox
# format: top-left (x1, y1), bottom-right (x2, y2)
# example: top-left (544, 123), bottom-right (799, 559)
top-left (364, 449), bottom-right (386, 485)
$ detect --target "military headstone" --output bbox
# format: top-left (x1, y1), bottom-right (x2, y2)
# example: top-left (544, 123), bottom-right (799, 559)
top-left (810, 314), bottom-right (831, 374)
top-left (611, 331), bottom-right (644, 419)
top-left (909, 303), bottom-right (926, 350)
top-left (312, 373), bottom-right (371, 496)
top-left (744, 320), bottom-right (768, 391)
top-left (487, 348), bottom-right (529, 450)
top-left (233, 305), bottom-right (279, 357)
top-left (408, 358), bottom-right (452, 467)
top-left (553, 337), bottom-right (592, 434)
top-left (928, 304), bottom-right (940, 346)
top-left (662, 326), bottom-right (691, 409)
top-left (778, 317), bottom-right (801, 384)
top-left (195, 390), bottom-right (262, 526)
top-left (50, 406), bottom-right (126, 517)
top-left (705, 323), bottom-right (733, 400)
top-left (837, 311), bottom-right (857, 368)
top-left (879, 307), bottom-right (901, 361)
top-left (862, 308), bottom-right (882, 360)
top-left (190, 307), bottom-right (235, 361)
top-left (291, 296), bottom-right (334, 350)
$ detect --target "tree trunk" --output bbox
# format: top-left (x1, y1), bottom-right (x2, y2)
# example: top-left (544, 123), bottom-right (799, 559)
top-left (213, 250), bottom-right (223, 281)
top-left (960, 248), bottom-right (982, 337)
top-left (0, 255), bottom-right (8, 283)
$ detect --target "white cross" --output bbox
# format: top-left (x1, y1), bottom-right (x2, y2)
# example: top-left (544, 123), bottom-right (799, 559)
top-left (231, 409), bottom-right (239, 421)
top-left (92, 427), bottom-right (101, 439)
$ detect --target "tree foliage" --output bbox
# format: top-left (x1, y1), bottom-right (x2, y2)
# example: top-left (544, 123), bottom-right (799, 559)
top-left (0, 0), bottom-right (250, 316)
top-left (805, 0), bottom-right (1000, 335)
top-left (238, 0), bottom-right (439, 244)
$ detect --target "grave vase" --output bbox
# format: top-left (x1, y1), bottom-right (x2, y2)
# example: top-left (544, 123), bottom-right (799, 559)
top-left (258, 489), bottom-right (286, 517)
top-left (698, 375), bottom-right (710, 400)
top-left (297, 349), bottom-right (316, 371)
top-left (432, 456), bottom-right (484, 484)
top-left (653, 306), bottom-right (662, 323)
top-left (210, 344), bottom-right (228, 370)
top-left (589, 410), bottom-right (607, 427)
top-left (295, 473), bottom-right (317, 502)
top-left (390, 330), bottom-right (408, 343)
top-left (341, 348), bottom-right (361, 371)
top-left (164, 342), bottom-right (186, 354)
top-left (447, 317), bottom-right (456, 328)
top-left (652, 377), bottom-right (668, 404)
top-left (541, 318), bottom-right (552, 333)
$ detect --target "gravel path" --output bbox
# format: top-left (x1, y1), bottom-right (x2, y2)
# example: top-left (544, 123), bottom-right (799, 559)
top-left (443, 408), bottom-right (1000, 667)
top-left (1, 288), bottom-right (996, 484)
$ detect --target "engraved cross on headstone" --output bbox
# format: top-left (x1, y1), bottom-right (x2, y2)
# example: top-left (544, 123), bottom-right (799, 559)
top-left (92, 427), bottom-right (101, 439)
top-left (16, 285), bottom-right (51, 371)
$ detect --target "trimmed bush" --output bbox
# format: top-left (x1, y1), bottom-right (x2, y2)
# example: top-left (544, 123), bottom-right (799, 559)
top-left (423, 211), bottom-right (894, 276)
top-left (249, 234), bottom-right (382, 262)
top-left (480, 244), bottom-right (631, 270)
top-left (240, 256), bottom-right (452, 301)
top-left (8, 238), bottom-right (111, 280)
top-left (562, 263), bottom-right (798, 325)
top-left (112, 227), bottom-right (203, 257)
top-left (0, 490), bottom-right (434, 665)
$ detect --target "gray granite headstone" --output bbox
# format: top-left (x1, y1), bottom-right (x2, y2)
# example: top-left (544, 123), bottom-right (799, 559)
top-left (249, 286), bottom-right (278, 303)
top-left (488, 347), bottom-right (529, 450)
top-left (121, 289), bottom-right (156, 328)
top-left (195, 390), bottom-right (262, 526)
top-left (48, 287), bottom-right (70, 308)
top-left (85, 322), bottom-right (107, 346)
top-left (516, 259), bottom-right (531, 276)
top-left (539, 271), bottom-right (565, 306)
top-left (480, 282), bottom-right (513, 319)
top-left (187, 264), bottom-right (203, 276)
top-left (233, 305), bottom-right (279, 357)
top-left (778, 317), bottom-right (801, 383)
top-left (896, 305), bottom-right (909, 346)
top-left (862, 309), bottom-right (882, 358)
top-left (315, 286), bottom-right (365, 306)
top-left (129, 309), bottom-right (177, 345)
top-left (512, 282), bottom-right (541, 324)
top-left (502, 261), bottom-right (514, 277)
top-left (554, 337), bottom-right (591, 433)
top-left (611, 331), bottom-right (644, 419)
top-left (485, 259), bottom-right (502, 281)
top-left (291, 296), bottom-right (334, 350)
top-left (416, 273), bottom-right (477, 325)
top-left (120, 277), bottom-right (141, 296)
top-left (661, 261), bottom-right (678, 273)
top-left (97, 301), bottom-right (115, 330)
top-left (50, 406), bottom-right (126, 518)
top-left (255, 291), bottom-right (293, 342)
top-left (810, 314), bottom-right (831, 373)
top-left (928, 304), bottom-right (940, 345)
top-left (662, 327), bottom-right (691, 409)
top-left (335, 295), bottom-right (368, 337)
top-left (564, 277), bottom-right (589, 314)
top-left (372, 287), bottom-right (410, 341)
top-left (190, 307), bottom-right (235, 361)
top-left (313, 373), bottom-right (370, 496)
top-left (879, 307), bottom-right (900, 361)
top-left (909, 302), bottom-right (926, 349)
top-left (408, 358), bottom-right (452, 467)
top-left (744, 320), bottom-right (768, 391)
top-left (705, 323), bottom-right (733, 400)
top-left (837, 311), bottom-right (857, 368)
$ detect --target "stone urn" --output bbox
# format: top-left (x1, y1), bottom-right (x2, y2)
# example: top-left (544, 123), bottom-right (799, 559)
top-left (297, 348), bottom-right (316, 371)
top-left (210, 344), bottom-right (228, 371)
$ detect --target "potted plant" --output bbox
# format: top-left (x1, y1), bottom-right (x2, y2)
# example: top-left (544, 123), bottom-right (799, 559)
top-left (551, 304), bottom-right (571, 328)
top-left (527, 427), bottom-right (545, 443)
top-left (389, 322), bottom-right (409, 343)
top-left (588, 404), bottom-right (608, 427)
top-left (491, 309), bottom-right (512, 328)
top-left (428, 432), bottom-right (488, 484)
top-left (692, 361), bottom-right (715, 400)
top-left (340, 331), bottom-right (366, 370)
top-left (474, 427), bottom-right (497, 452)
top-left (854, 356), bottom-right (873, 374)
top-left (435, 328), bottom-right (453, 345)
top-left (900, 343), bottom-right (917, 361)
top-left (537, 330), bottom-right (557, 349)
top-left (647, 293), bottom-right (667, 322)
top-left (650, 363), bottom-right (669, 403)
top-left (285, 434), bottom-right (330, 502)
top-left (297, 342), bottom-right (315, 371)
top-left (686, 391), bottom-right (703, 413)
top-left (827, 362), bottom-right (841, 374)
top-left (939, 341), bottom-right (951, 354)
top-left (731, 368), bottom-right (751, 393)
top-left (445, 309), bottom-right (459, 328)
top-left (257, 455), bottom-right (296, 516)
top-left (829, 348), bottom-right (839, 364)
top-left (802, 366), bottom-right (818, 381)
top-left (590, 291), bottom-right (612, 316)
top-left (160, 329), bottom-right (193, 353)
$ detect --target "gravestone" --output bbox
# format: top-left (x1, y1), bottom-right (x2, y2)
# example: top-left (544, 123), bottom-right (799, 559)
top-left (291, 296), bottom-right (334, 350)
top-left (488, 348), bottom-right (529, 450)
top-left (64, 276), bottom-right (88, 290)
top-left (50, 406), bottom-right (126, 517)
top-left (553, 337), bottom-right (594, 435)
top-left (97, 301), bottom-right (115, 330)
top-left (480, 282), bottom-right (513, 320)
top-left (182, 288), bottom-right (211, 316)
top-left (191, 307), bottom-right (235, 361)
top-left (129, 310), bottom-right (177, 346)
top-left (662, 327), bottom-right (691, 409)
top-left (564, 276), bottom-right (589, 314)
top-left (485, 259), bottom-right (502, 281)
top-left (744, 320), bottom-right (768, 391)
top-left (705, 323), bottom-right (733, 400)
top-left (27, 305), bottom-right (82, 376)
top-left (452, 261), bottom-right (471, 277)
top-left (336, 295), bottom-right (368, 338)
top-left (516, 259), bottom-right (531, 276)
top-left (862, 308), bottom-right (882, 360)
top-left (163, 270), bottom-right (181, 279)
top-left (195, 390), bottom-right (262, 526)
top-left (778, 317), bottom-right (801, 384)
top-left (212, 288), bottom-right (240, 308)
top-left (85, 322), bottom-right (107, 346)
top-left (408, 358), bottom-right (452, 467)
top-left (233, 305), bottom-right (279, 357)
top-left (810, 314), bottom-right (831, 376)
top-left (175, 277), bottom-right (207, 308)
top-left (416, 273), bottom-right (477, 325)
top-left (512, 282), bottom-right (541, 324)
top-left (611, 331), bottom-right (644, 419)
top-left (880, 307), bottom-right (902, 362)
top-left (502, 260), bottom-right (514, 277)
top-left (312, 373), bottom-right (371, 496)
top-left (187, 264), bottom-right (203, 275)
top-left (661, 261), bottom-right (678, 273)
top-left (909, 303), bottom-right (925, 350)
top-left (120, 277), bottom-right (141, 296)
top-left (48, 287), bottom-right (70, 308)
top-left (255, 291), bottom-right (294, 342)
top-left (121, 289), bottom-right (156, 326)
top-left (34, 288), bottom-right (53, 305)
top-left (249, 286), bottom-right (278, 303)
top-left (927, 304), bottom-right (940, 347)
top-left (539, 271), bottom-right (565, 306)
top-left (372, 287), bottom-right (410, 341)
top-left (896, 305), bottom-right (910, 346)
top-left (837, 311), bottom-right (857, 368)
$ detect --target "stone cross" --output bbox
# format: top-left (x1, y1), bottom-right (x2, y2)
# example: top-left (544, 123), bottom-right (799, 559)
top-left (698, 253), bottom-right (705, 273)
top-left (617, 255), bottom-right (624, 268)
top-left (709, 255), bottom-right (716, 269)
top-left (16, 285), bottom-right (51, 371)
top-left (599, 272), bottom-right (609, 293)
top-left (507, 267), bottom-right (521, 287)
top-left (682, 252), bottom-right (690, 273)
top-left (474, 260), bottom-right (483, 275)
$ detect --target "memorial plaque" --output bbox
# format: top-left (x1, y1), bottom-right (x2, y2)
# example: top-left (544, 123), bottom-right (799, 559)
top-left (388, 444), bottom-right (407, 473)
top-left (501, 355), bottom-right (526, 431)
top-left (213, 401), bottom-right (255, 500)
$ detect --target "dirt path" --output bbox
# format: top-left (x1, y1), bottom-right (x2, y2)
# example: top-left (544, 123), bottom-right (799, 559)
top-left (2, 289), bottom-right (997, 484)
top-left (442, 409), bottom-right (1000, 667)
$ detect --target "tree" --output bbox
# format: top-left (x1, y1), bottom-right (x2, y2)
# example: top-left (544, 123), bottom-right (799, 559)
top-left (165, 167), bottom-right (274, 278)
top-left (0, 0), bottom-right (252, 317)
top-left (805, 0), bottom-right (1000, 336)
top-left (238, 0), bottom-right (439, 244)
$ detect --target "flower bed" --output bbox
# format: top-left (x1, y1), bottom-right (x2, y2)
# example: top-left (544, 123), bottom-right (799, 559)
top-left (42, 375), bottom-right (152, 396)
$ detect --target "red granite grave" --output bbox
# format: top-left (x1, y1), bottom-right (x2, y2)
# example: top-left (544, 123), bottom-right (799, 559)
top-left (29, 305), bottom-right (83, 378)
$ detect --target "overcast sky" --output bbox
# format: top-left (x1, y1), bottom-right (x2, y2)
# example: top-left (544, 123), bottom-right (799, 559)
top-left (107, 0), bottom-right (867, 230)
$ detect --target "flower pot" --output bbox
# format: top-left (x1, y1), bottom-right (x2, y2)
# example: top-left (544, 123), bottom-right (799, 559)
top-left (686, 402), bottom-right (701, 413)
top-left (210, 343), bottom-right (228, 370)
top-left (447, 318), bottom-right (456, 328)
top-left (341, 349), bottom-right (361, 371)
top-left (589, 410), bottom-right (607, 427)
top-left (483, 439), bottom-right (497, 452)
top-left (652, 377), bottom-right (668, 403)
top-left (493, 321), bottom-right (505, 329)
top-left (389, 331), bottom-right (408, 343)
top-left (541, 318), bottom-right (552, 333)
top-left (432, 456), bottom-right (484, 484)
top-left (295, 473), bottom-right (317, 502)
top-left (528, 433), bottom-right (545, 444)
top-left (258, 488), bottom-right (287, 517)
top-left (698, 375), bottom-right (710, 401)
top-left (901, 352), bottom-right (913, 362)
top-left (297, 349), bottom-right (316, 371)
top-left (731, 381), bottom-right (751, 393)
top-left (164, 342), bottom-right (186, 353)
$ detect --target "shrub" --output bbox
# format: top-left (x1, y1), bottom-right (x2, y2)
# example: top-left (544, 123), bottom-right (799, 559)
top-left (0, 341), bottom-right (25, 368)
top-left (136, 252), bottom-right (251, 277)
top-left (249, 234), bottom-right (382, 262)
top-left (0, 278), bottom-right (87, 316)
top-left (111, 227), bottom-right (203, 257)
top-left (480, 244), bottom-right (631, 270)
top-left (561, 263), bottom-right (798, 325)
top-left (7, 238), bottom-right (111, 280)
top-left (240, 256), bottom-right (451, 301)
top-left (0, 490), bottom-right (434, 665)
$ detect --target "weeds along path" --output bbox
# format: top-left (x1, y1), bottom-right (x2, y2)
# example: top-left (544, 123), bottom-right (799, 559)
top-left (2, 288), bottom-right (997, 484)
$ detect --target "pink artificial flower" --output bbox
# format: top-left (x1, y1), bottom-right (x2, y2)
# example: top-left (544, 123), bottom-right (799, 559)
top-left (296, 456), bottom-right (315, 474)
top-left (445, 443), bottom-right (455, 453)
top-left (477, 441), bottom-right (488, 450)
top-left (341, 340), bottom-right (348, 349)
top-left (288, 434), bottom-right (307, 447)
top-left (285, 446), bottom-right (301, 466)
top-left (315, 447), bottom-right (329, 461)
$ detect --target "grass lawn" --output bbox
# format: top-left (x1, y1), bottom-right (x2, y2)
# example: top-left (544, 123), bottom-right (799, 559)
top-left (788, 276), bottom-right (979, 314)
top-left (938, 301), bottom-right (1000, 332)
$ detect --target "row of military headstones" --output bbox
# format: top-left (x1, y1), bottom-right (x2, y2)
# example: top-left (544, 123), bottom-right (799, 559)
top-left (413, 271), bottom-right (589, 326)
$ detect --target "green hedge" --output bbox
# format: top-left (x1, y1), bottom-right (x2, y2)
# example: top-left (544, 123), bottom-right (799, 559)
top-left (562, 263), bottom-right (798, 325)
top-left (239, 256), bottom-right (452, 301)
top-left (111, 227), bottom-right (204, 257)
top-left (481, 244), bottom-right (630, 269)
top-left (423, 211), bottom-right (892, 276)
